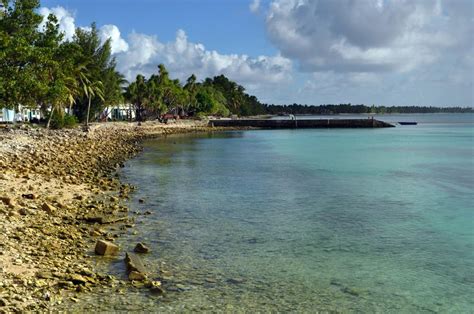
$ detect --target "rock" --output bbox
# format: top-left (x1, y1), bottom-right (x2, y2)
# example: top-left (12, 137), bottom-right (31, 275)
top-left (176, 284), bottom-right (190, 291)
top-left (0, 196), bottom-right (14, 207)
top-left (94, 240), bottom-right (119, 256)
top-left (342, 286), bottom-right (360, 296)
top-left (125, 252), bottom-right (147, 274)
top-left (21, 193), bottom-right (37, 200)
top-left (69, 274), bottom-right (88, 285)
top-left (36, 271), bottom-right (53, 279)
top-left (134, 242), bottom-right (150, 254)
top-left (138, 198), bottom-right (145, 203)
top-left (148, 281), bottom-right (164, 294)
top-left (18, 208), bottom-right (30, 215)
top-left (128, 271), bottom-right (146, 281)
top-left (41, 202), bottom-right (56, 214)
top-left (226, 278), bottom-right (245, 284)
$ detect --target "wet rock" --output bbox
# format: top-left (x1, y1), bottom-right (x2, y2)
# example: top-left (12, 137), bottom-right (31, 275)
top-left (134, 242), bottom-right (150, 254)
top-left (94, 240), bottom-right (119, 256)
top-left (128, 271), bottom-right (147, 281)
top-left (125, 252), bottom-right (147, 274)
top-left (148, 281), bottom-right (164, 294)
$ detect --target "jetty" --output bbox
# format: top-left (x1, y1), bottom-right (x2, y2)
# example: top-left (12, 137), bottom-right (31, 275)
top-left (209, 118), bottom-right (395, 129)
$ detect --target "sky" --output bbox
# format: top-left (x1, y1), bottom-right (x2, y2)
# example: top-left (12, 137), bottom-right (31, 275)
top-left (39, 0), bottom-right (474, 107)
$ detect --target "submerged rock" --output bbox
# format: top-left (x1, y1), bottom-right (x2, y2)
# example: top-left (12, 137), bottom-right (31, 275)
top-left (128, 271), bottom-right (146, 281)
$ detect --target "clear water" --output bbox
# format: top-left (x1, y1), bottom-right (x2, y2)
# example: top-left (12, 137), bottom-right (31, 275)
top-left (72, 114), bottom-right (474, 312)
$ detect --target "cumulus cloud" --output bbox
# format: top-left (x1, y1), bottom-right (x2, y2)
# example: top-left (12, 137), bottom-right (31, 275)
top-left (265, 0), bottom-right (474, 74)
top-left (249, 0), bottom-right (261, 13)
top-left (38, 6), bottom-right (76, 40)
top-left (39, 6), bottom-right (292, 88)
top-left (99, 25), bottom-right (129, 54)
top-left (116, 29), bottom-right (292, 85)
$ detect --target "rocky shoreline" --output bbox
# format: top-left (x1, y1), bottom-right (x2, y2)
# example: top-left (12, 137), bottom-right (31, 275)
top-left (0, 120), bottom-right (233, 312)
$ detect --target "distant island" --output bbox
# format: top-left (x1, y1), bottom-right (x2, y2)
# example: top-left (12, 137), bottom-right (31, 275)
top-left (262, 104), bottom-right (473, 115)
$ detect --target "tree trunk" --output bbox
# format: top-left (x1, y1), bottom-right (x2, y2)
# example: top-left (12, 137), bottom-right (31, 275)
top-left (46, 106), bottom-right (54, 129)
top-left (86, 96), bottom-right (91, 127)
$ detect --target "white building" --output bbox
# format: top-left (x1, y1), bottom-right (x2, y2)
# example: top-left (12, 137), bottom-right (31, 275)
top-left (102, 104), bottom-right (135, 121)
top-left (0, 106), bottom-right (42, 122)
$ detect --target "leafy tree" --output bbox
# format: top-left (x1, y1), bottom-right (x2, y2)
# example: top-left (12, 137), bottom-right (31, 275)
top-left (125, 74), bottom-right (147, 122)
top-left (0, 0), bottom-right (44, 110)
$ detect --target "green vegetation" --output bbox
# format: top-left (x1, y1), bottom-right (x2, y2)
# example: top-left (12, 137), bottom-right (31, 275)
top-left (0, 0), bottom-right (471, 129)
top-left (0, 0), bottom-right (264, 128)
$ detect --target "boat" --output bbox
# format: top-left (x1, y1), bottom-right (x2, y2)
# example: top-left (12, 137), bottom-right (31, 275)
top-left (398, 122), bottom-right (417, 125)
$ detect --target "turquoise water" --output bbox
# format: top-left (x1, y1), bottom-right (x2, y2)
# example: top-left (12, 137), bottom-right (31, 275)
top-left (78, 114), bottom-right (474, 312)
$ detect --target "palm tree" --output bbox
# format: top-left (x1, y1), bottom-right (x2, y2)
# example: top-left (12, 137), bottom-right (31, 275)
top-left (78, 71), bottom-right (104, 129)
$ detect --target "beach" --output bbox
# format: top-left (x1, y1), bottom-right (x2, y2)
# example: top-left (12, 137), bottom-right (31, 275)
top-left (0, 120), bottom-right (230, 312)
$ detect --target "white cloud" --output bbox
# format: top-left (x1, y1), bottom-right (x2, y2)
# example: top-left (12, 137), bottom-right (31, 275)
top-left (99, 25), bottom-right (129, 54)
top-left (38, 6), bottom-right (76, 40)
top-left (250, 0), bottom-right (261, 13)
top-left (265, 0), bottom-right (473, 74)
top-left (38, 6), bottom-right (291, 88)
top-left (116, 29), bottom-right (293, 85)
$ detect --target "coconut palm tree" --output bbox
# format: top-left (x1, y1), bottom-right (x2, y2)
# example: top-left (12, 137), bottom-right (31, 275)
top-left (77, 70), bottom-right (104, 129)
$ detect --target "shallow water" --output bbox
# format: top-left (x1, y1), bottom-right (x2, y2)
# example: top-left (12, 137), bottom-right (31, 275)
top-left (68, 114), bottom-right (474, 312)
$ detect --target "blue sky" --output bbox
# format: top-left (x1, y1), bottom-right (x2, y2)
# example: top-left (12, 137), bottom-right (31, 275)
top-left (39, 0), bottom-right (473, 107)
top-left (41, 0), bottom-right (276, 55)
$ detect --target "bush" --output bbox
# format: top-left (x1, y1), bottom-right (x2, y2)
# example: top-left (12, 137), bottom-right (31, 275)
top-left (63, 114), bottom-right (78, 128)
top-left (48, 111), bottom-right (78, 129)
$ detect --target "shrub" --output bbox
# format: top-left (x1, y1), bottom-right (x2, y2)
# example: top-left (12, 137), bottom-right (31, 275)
top-left (63, 114), bottom-right (78, 128)
top-left (48, 111), bottom-right (78, 129)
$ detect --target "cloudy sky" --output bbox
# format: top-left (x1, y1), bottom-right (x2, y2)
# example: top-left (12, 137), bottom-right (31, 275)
top-left (39, 0), bottom-right (473, 106)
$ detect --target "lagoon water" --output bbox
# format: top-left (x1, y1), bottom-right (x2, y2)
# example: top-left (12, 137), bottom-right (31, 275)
top-left (72, 114), bottom-right (474, 312)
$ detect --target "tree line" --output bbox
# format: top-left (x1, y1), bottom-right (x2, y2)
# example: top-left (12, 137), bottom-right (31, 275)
top-left (264, 104), bottom-right (473, 115)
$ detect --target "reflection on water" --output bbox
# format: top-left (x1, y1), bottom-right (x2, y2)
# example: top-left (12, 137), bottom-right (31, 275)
top-left (64, 114), bottom-right (474, 312)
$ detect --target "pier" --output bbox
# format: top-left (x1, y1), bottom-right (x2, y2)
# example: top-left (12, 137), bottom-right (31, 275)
top-left (209, 118), bottom-right (395, 129)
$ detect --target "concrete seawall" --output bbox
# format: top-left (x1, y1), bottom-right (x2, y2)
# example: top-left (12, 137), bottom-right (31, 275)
top-left (209, 119), bottom-right (395, 128)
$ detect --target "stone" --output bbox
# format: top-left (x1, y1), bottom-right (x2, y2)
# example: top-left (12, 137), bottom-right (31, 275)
top-left (149, 281), bottom-right (164, 294)
top-left (18, 208), bottom-right (30, 215)
top-left (134, 242), bottom-right (150, 254)
top-left (94, 240), bottom-right (119, 256)
top-left (125, 252), bottom-right (147, 274)
top-left (128, 271), bottom-right (146, 281)
top-left (0, 196), bottom-right (14, 207)
top-left (21, 193), bottom-right (37, 200)
top-left (138, 198), bottom-right (145, 203)
top-left (41, 202), bottom-right (56, 214)
top-left (69, 274), bottom-right (88, 285)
